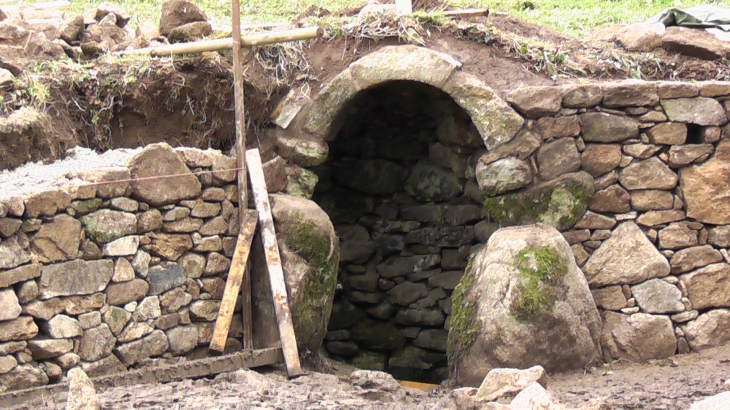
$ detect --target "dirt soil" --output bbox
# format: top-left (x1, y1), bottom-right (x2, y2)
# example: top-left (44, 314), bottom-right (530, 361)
top-left (11, 344), bottom-right (728, 409)
top-left (550, 343), bottom-right (730, 410)
top-left (5, 5), bottom-right (730, 171)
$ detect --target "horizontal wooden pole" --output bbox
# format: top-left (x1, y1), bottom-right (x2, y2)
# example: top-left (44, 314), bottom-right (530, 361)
top-left (114, 26), bottom-right (323, 57)
top-left (212, 21), bottom-right (288, 33)
top-left (443, 8), bottom-right (490, 18)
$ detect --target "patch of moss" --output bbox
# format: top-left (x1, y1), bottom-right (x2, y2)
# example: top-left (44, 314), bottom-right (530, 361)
top-left (283, 215), bottom-right (339, 350)
top-left (482, 179), bottom-right (590, 231)
top-left (510, 247), bottom-right (568, 320)
top-left (70, 198), bottom-right (102, 217)
top-left (446, 257), bottom-right (478, 367)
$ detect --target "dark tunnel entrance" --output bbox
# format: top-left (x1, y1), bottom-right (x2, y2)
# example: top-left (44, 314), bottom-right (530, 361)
top-left (310, 80), bottom-right (495, 383)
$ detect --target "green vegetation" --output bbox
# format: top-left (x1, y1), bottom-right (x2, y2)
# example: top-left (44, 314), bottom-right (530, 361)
top-left (446, 257), bottom-right (477, 366)
top-left (47, 0), bottom-right (723, 34)
top-left (282, 216), bottom-right (339, 350)
top-left (483, 180), bottom-right (591, 231)
top-left (510, 247), bottom-right (567, 320)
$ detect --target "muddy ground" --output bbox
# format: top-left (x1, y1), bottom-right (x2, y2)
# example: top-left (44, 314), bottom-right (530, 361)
top-left (11, 344), bottom-right (729, 409)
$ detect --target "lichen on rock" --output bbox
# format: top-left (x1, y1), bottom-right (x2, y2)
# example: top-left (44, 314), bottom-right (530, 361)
top-left (510, 247), bottom-right (568, 320)
top-left (482, 172), bottom-right (594, 231)
top-left (270, 194), bottom-right (340, 351)
top-left (446, 224), bottom-right (602, 387)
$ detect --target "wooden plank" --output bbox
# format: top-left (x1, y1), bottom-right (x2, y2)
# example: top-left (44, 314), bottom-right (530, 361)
top-left (246, 148), bottom-right (305, 378)
top-left (209, 210), bottom-right (258, 353)
top-left (443, 8), bottom-right (490, 18)
top-left (395, 0), bottom-right (413, 15)
top-left (0, 348), bottom-right (283, 408)
top-left (114, 27), bottom-right (323, 56)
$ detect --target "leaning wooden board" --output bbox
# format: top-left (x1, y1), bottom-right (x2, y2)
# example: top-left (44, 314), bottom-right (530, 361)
top-left (246, 148), bottom-right (305, 378)
top-left (209, 209), bottom-right (258, 353)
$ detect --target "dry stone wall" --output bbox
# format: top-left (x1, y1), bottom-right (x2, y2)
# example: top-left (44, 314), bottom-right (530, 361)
top-left (0, 144), bottom-right (247, 392)
top-left (492, 80), bottom-right (730, 363)
top-left (273, 72), bottom-right (730, 382)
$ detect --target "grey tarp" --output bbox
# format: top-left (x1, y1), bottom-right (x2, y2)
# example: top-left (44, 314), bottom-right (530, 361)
top-left (646, 5), bottom-right (730, 41)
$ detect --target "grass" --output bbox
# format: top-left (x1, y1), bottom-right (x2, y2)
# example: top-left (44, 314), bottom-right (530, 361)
top-left (30, 0), bottom-right (728, 35)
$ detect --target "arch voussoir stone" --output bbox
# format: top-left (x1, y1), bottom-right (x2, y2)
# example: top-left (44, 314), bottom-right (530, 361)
top-left (302, 45), bottom-right (523, 151)
top-left (303, 69), bottom-right (361, 140)
top-left (348, 45), bottom-right (462, 89)
top-left (442, 70), bottom-right (524, 150)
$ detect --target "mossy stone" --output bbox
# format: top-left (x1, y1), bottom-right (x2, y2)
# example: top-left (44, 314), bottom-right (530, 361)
top-left (282, 218), bottom-right (339, 351)
top-left (446, 257), bottom-right (477, 365)
top-left (271, 195), bottom-right (339, 351)
top-left (404, 159), bottom-right (463, 202)
top-left (351, 321), bottom-right (405, 352)
top-left (510, 247), bottom-right (569, 320)
top-left (352, 351), bottom-right (388, 371)
top-left (285, 166), bottom-right (319, 199)
top-left (483, 171), bottom-right (594, 231)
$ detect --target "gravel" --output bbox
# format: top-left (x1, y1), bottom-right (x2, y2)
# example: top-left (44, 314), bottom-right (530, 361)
top-left (0, 147), bottom-right (141, 200)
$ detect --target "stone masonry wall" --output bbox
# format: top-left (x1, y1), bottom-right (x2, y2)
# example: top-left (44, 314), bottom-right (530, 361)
top-left (489, 80), bottom-right (730, 363)
top-left (0, 144), bottom-right (245, 392)
top-left (280, 77), bottom-right (730, 382)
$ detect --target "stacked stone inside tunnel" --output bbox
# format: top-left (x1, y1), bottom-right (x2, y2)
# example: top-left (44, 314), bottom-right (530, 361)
top-left (310, 80), bottom-right (493, 383)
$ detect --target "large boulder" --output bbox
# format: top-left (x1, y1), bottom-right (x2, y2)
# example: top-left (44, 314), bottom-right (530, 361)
top-left (252, 194), bottom-right (339, 351)
top-left (447, 224), bottom-right (602, 387)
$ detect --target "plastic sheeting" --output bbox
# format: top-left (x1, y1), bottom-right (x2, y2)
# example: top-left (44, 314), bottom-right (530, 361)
top-left (646, 5), bottom-right (730, 41)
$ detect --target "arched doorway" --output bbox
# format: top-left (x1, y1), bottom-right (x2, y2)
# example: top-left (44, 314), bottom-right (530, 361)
top-left (311, 79), bottom-right (492, 383)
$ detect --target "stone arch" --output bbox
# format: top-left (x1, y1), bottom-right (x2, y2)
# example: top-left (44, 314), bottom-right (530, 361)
top-left (301, 45), bottom-right (524, 151)
top-left (278, 45), bottom-right (534, 383)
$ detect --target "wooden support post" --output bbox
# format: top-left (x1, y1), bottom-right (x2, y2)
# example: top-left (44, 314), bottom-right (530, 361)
top-left (209, 210), bottom-right (258, 353)
top-left (395, 0), bottom-right (413, 15)
top-left (231, 0), bottom-right (254, 353)
top-left (246, 148), bottom-right (305, 378)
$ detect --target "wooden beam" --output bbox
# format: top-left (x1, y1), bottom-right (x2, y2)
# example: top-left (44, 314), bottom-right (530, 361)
top-left (246, 148), bottom-right (305, 378)
top-left (209, 210), bottom-right (258, 353)
top-left (443, 8), bottom-right (490, 18)
top-left (0, 348), bottom-right (283, 408)
top-left (114, 27), bottom-right (323, 56)
top-left (395, 0), bottom-right (413, 15)
top-left (230, 0), bottom-right (255, 353)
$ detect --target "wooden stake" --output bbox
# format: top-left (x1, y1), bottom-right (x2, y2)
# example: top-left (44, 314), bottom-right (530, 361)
top-left (114, 27), bottom-right (323, 57)
top-left (209, 210), bottom-right (258, 353)
top-left (246, 148), bottom-right (305, 378)
top-left (230, 0), bottom-right (255, 353)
